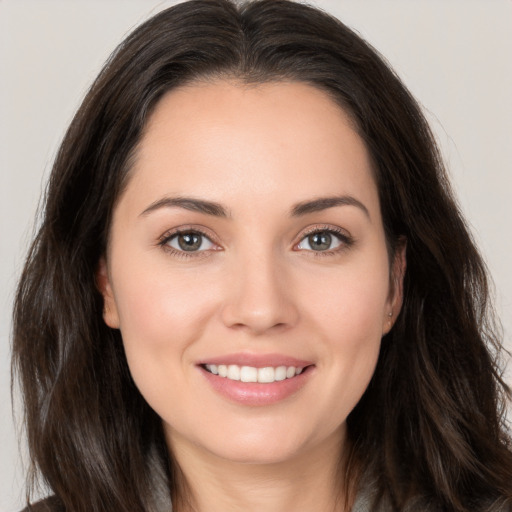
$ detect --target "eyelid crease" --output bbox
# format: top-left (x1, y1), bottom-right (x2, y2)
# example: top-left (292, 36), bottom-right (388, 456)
top-left (293, 224), bottom-right (355, 255)
top-left (157, 225), bottom-right (219, 245)
top-left (299, 224), bottom-right (351, 237)
top-left (157, 227), bottom-right (222, 261)
top-left (156, 223), bottom-right (355, 259)
top-left (295, 224), bottom-right (353, 243)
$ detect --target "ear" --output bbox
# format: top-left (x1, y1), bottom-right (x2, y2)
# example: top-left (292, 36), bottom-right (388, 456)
top-left (96, 257), bottom-right (120, 329)
top-left (382, 239), bottom-right (407, 335)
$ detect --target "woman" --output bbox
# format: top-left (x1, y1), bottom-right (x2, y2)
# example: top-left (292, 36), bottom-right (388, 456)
top-left (12, 0), bottom-right (512, 511)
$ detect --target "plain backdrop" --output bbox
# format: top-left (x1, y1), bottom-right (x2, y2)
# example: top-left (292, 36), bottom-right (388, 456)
top-left (1, 1), bottom-right (511, 511)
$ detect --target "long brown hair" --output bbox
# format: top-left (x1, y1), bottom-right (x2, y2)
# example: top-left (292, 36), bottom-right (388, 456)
top-left (12, 1), bottom-right (512, 511)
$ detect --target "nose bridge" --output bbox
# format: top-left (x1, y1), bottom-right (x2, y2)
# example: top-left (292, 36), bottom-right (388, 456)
top-left (220, 242), bottom-right (298, 334)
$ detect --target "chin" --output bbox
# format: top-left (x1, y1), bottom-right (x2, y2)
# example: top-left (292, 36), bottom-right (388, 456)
top-left (201, 423), bottom-right (332, 466)
top-left (210, 440), bottom-right (306, 466)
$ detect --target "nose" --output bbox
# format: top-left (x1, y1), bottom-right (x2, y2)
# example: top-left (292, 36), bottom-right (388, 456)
top-left (220, 249), bottom-right (299, 335)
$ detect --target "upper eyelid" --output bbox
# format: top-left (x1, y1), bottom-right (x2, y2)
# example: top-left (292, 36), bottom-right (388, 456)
top-left (158, 228), bottom-right (220, 259)
top-left (295, 224), bottom-right (351, 240)
top-left (293, 225), bottom-right (354, 252)
top-left (157, 223), bottom-right (352, 250)
top-left (158, 225), bottom-right (218, 244)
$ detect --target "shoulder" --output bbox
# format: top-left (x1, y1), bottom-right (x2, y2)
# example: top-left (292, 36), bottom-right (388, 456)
top-left (20, 496), bottom-right (64, 512)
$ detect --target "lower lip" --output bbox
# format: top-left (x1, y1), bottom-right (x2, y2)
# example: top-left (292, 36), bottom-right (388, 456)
top-left (199, 366), bottom-right (313, 406)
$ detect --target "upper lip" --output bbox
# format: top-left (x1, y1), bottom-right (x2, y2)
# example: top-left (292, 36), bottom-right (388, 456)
top-left (197, 353), bottom-right (314, 368)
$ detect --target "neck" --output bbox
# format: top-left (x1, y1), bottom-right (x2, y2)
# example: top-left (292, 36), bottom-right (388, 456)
top-left (167, 427), bottom-right (353, 512)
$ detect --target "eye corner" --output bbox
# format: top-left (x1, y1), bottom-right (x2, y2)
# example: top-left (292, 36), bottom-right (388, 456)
top-left (158, 226), bottom-right (221, 258)
top-left (294, 225), bottom-right (354, 255)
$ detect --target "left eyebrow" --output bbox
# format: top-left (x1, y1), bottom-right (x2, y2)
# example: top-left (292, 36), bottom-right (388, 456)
top-left (139, 196), bottom-right (229, 218)
top-left (291, 195), bottom-right (370, 219)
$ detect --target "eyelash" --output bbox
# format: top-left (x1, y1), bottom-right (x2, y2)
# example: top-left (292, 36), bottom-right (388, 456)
top-left (295, 225), bottom-right (354, 257)
top-left (157, 225), bottom-right (354, 259)
top-left (158, 227), bottom-right (219, 260)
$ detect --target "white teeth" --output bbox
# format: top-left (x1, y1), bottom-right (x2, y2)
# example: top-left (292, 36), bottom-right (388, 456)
top-left (204, 364), bottom-right (305, 383)
top-left (227, 365), bottom-right (240, 381)
top-left (240, 366), bottom-right (258, 382)
top-left (258, 367), bottom-right (275, 383)
top-left (275, 366), bottom-right (287, 381)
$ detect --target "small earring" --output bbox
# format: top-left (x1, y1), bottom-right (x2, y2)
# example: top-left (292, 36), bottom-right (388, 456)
top-left (388, 312), bottom-right (393, 318)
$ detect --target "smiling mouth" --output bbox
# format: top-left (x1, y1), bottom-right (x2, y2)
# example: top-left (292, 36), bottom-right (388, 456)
top-left (203, 364), bottom-right (306, 384)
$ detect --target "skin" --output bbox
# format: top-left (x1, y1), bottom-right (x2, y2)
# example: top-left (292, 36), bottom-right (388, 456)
top-left (98, 80), bottom-right (405, 512)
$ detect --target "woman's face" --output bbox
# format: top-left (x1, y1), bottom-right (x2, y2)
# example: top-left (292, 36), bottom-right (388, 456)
top-left (99, 80), bottom-right (404, 466)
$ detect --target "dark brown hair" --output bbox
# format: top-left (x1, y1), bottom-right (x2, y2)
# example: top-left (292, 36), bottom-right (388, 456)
top-left (12, 1), bottom-right (512, 511)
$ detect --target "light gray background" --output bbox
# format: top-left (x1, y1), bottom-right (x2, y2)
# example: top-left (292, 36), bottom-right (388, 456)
top-left (1, 1), bottom-right (511, 511)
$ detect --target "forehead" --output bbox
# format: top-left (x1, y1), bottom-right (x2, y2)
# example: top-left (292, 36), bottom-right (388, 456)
top-left (121, 80), bottom-right (379, 218)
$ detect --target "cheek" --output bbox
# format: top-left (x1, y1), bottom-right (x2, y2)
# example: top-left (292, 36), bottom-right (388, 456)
top-left (110, 258), bottom-right (223, 392)
top-left (110, 262), bottom-right (224, 423)
top-left (113, 261), bottom-right (216, 338)
top-left (298, 256), bottom-right (389, 407)
top-left (303, 256), bottom-right (390, 341)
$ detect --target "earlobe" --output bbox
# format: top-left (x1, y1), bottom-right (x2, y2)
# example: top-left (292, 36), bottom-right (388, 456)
top-left (383, 239), bottom-right (407, 334)
top-left (96, 257), bottom-right (120, 329)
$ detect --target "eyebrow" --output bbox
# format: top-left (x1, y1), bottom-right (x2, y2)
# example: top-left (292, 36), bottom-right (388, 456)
top-left (139, 194), bottom-right (369, 220)
top-left (140, 196), bottom-right (229, 218)
top-left (291, 195), bottom-right (370, 218)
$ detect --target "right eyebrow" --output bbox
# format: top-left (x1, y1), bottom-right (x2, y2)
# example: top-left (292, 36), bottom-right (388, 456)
top-left (291, 195), bottom-right (370, 219)
top-left (139, 196), bottom-right (229, 218)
